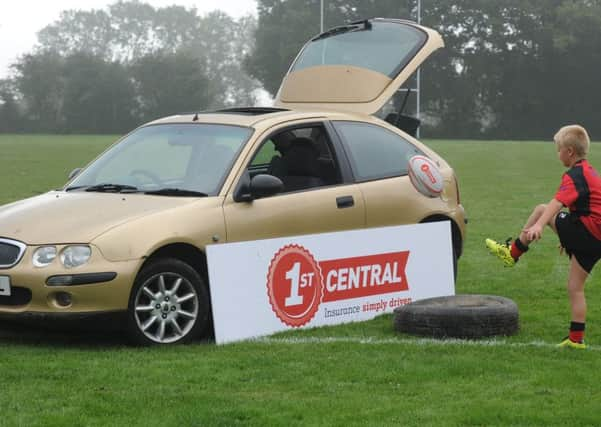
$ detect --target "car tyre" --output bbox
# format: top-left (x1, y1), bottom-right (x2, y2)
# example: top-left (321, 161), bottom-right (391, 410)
top-left (393, 294), bottom-right (518, 339)
top-left (126, 258), bottom-right (211, 346)
top-left (452, 243), bottom-right (458, 282)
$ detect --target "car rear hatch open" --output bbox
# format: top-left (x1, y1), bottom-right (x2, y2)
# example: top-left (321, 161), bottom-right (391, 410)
top-left (274, 18), bottom-right (443, 116)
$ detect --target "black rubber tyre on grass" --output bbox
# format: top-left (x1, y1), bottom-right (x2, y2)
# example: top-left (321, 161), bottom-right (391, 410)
top-left (393, 294), bottom-right (518, 339)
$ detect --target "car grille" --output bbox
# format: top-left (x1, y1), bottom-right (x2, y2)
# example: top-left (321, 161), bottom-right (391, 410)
top-left (0, 286), bottom-right (32, 306)
top-left (0, 238), bottom-right (27, 268)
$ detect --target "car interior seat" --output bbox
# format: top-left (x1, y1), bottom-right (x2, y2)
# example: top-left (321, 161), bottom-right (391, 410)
top-left (276, 137), bottom-right (326, 192)
top-left (267, 153), bottom-right (285, 178)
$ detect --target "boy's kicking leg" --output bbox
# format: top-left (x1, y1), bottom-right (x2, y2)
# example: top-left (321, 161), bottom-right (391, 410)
top-left (558, 256), bottom-right (588, 349)
top-left (486, 204), bottom-right (555, 266)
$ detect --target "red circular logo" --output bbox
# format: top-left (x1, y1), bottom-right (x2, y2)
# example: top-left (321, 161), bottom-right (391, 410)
top-left (267, 245), bottom-right (323, 327)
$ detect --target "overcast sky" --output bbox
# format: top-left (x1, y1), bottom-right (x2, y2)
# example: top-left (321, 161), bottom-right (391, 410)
top-left (0, 0), bottom-right (258, 79)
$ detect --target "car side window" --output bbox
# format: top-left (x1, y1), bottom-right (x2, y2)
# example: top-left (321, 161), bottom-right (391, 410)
top-left (332, 121), bottom-right (423, 181)
top-left (247, 126), bottom-right (341, 193)
top-left (250, 140), bottom-right (278, 168)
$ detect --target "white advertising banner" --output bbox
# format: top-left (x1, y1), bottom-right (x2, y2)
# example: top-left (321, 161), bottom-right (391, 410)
top-left (207, 222), bottom-right (454, 344)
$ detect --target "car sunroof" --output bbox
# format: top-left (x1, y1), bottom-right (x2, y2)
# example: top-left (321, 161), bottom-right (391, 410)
top-left (214, 107), bottom-right (289, 115)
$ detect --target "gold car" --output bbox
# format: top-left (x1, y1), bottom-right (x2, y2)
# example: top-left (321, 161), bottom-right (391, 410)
top-left (0, 18), bottom-right (466, 345)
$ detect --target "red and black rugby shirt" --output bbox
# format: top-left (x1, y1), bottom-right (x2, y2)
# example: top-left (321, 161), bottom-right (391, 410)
top-left (555, 159), bottom-right (601, 240)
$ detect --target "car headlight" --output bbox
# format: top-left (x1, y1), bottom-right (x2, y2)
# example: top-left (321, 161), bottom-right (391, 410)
top-left (60, 245), bottom-right (91, 268)
top-left (32, 246), bottom-right (57, 267)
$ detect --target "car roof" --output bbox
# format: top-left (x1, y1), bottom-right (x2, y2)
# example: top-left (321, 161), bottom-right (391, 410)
top-left (145, 107), bottom-right (371, 129)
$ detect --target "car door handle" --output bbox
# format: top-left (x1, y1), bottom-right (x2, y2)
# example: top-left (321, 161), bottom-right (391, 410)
top-left (336, 195), bottom-right (354, 209)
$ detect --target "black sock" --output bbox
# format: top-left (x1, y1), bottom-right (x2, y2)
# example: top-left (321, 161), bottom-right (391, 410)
top-left (569, 322), bottom-right (585, 342)
top-left (514, 237), bottom-right (529, 252)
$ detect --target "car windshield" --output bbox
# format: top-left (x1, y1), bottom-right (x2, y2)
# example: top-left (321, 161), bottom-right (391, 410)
top-left (290, 21), bottom-right (427, 78)
top-left (66, 124), bottom-right (252, 196)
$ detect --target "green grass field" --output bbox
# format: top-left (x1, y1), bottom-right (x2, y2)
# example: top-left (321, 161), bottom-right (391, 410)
top-left (1, 134), bottom-right (601, 426)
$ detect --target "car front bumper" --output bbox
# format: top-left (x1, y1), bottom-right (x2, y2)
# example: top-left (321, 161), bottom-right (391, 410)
top-left (0, 250), bottom-right (141, 315)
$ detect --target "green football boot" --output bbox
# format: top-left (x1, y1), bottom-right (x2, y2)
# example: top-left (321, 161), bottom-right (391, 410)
top-left (557, 337), bottom-right (587, 349)
top-left (485, 238), bottom-right (516, 267)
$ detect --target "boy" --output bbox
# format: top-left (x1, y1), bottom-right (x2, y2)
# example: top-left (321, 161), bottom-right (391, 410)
top-left (486, 124), bottom-right (601, 349)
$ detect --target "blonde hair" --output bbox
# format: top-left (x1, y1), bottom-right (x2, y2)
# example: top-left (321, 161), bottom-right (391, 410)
top-left (554, 124), bottom-right (590, 157)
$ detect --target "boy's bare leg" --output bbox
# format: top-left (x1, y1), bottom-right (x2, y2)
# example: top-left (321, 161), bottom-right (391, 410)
top-left (567, 257), bottom-right (588, 323)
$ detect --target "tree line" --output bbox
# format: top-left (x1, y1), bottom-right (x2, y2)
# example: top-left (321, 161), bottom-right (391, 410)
top-left (1, 0), bottom-right (601, 139)
top-left (0, 2), bottom-right (258, 134)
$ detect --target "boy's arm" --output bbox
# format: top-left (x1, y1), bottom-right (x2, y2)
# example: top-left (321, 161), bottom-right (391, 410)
top-left (524, 198), bottom-right (563, 241)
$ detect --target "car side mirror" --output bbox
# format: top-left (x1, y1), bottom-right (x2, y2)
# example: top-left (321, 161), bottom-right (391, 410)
top-left (68, 168), bottom-right (82, 180)
top-left (250, 174), bottom-right (284, 199)
top-left (234, 173), bottom-right (283, 202)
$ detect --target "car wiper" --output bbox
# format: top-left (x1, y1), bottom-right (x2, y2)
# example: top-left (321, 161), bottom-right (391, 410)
top-left (83, 183), bottom-right (140, 193)
top-left (312, 20), bottom-right (372, 41)
top-left (144, 188), bottom-right (209, 197)
top-left (64, 185), bottom-right (88, 192)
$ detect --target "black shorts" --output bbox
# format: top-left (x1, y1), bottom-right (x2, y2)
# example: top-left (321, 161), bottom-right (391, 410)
top-left (555, 211), bottom-right (601, 273)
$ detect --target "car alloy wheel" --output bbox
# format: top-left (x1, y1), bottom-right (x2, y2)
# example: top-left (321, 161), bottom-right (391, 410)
top-left (128, 258), bottom-right (210, 345)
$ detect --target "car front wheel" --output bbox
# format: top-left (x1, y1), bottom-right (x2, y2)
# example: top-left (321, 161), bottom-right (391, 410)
top-left (126, 258), bottom-right (210, 345)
